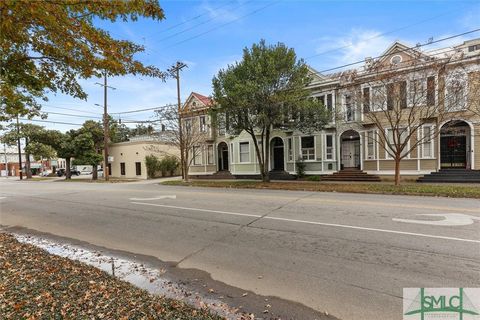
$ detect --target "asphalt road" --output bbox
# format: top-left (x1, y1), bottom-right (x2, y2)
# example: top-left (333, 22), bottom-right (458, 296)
top-left (1, 178), bottom-right (479, 320)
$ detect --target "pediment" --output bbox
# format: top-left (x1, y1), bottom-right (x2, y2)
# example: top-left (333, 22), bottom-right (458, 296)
top-left (373, 41), bottom-right (429, 68)
top-left (182, 92), bottom-right (212, 112)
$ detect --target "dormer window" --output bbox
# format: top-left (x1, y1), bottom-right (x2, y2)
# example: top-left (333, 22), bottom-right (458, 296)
top-left (390, 55), bottom-right (402, 65)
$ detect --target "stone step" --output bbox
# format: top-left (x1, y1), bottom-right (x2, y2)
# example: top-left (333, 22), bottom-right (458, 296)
top-left (418, 179), bottom-right (480, 183)
top-left (321, 177), bottom-right (381, 182)
top-left (321, 169), bottom-right (381, 182)
top-left (417, 169), bottom-right (480, 183)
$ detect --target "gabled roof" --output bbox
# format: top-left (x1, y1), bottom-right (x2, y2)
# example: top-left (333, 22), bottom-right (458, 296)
top-left (191, 92), bottom-right (213, 106)
top-left (374, 40), bottom-right (430, 65)
top-left (307, 65), bottom-right (327, 81)
top-left (182, 92), bottom-right (213, 114)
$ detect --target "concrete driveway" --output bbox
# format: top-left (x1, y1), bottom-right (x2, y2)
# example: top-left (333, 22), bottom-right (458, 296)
top-left (0, 179), bottom-right (478, 319)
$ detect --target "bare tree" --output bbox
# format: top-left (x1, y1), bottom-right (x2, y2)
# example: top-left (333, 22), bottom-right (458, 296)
top-left (338, 51), bottom-right (479, 185)
top-left (149, 104), bottom-right (208, 182)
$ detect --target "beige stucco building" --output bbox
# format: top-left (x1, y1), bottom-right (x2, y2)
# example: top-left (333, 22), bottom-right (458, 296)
top-left (108, 136), bottom-right (178, 179)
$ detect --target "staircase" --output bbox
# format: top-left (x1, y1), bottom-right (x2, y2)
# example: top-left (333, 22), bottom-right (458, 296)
top-left (268, 170), bottom-right (296, 180)
top-left (417, 169), bottom-right (480, 183)
top-left (321, 168), bottom-right (381, 182)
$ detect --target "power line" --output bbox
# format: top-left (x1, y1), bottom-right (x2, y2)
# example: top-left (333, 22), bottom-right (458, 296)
top-left (43, 111), bottom-right (103, 120)
top-left (305, 6), bottom-right (472, 61)
top-left (42, 105), bottom-right (103, 115)
top-left (121, 119), bottom-right (163, 124)
top-left (19, 118), bottom-right (83, 126)
top-left (110, 103), bottom-right (177, 115)
top-left (166, 1), bottom-right (280, 49)
top-left (156, 1), bottom-right (236, 35)
top-left (315, 28), bottom-right (480, 74)
top-left (42, 110), bottom-right (147, 123)
top-left (159, 1), bottom-right (254, 42)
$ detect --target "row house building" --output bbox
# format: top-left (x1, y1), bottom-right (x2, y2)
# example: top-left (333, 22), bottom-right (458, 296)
top-left (185, 38), bottom-right (480, 182)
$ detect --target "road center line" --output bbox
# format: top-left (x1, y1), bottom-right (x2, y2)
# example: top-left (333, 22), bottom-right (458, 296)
top-left (130, 202), bottom-right (261, 218)
top-left (131, 202), bottom-right (480, 244)
top-left (129, 195), bottom-right (176, 201)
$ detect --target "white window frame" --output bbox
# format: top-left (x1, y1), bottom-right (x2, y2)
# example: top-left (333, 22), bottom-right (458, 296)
top-left (313, 92), bottom-right (335, 122)
top-left (445, 70), bottom-right (468, 112)
top-left (361, 85), bottom-right (371, 114)
top-left (192, 145), bottom-right (202, 165)
top-left (421, 125), bottom-right (435, 159)
top-left (300, 136), bottom-right (315, 161)
top-left (408, 78), bottom-right (427, 107)
top-left (371, 85), bottom-right (385, 112)
top-left (344, 94), bottom-right (355, 122)
top-left (287, 137), bottom-right (294, 162)
top-left (239, 141), bottom-right (250, 163)
top-left (324, 134), bottom-right (335, 161)
top-left (199, 115), bottom-right (207, 132)
top-left (365, 130), bottom-right (377, 160)
top-left (207, 144), bottom-right (214, 164)
top-left (385, 127), bottom-right (410, 159)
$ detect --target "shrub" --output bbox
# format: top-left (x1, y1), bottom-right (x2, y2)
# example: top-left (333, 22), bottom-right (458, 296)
top-left (307, 175), bottom-right (321, 181)
top-left (159, 155), bottom-right (179, 177)
top-left (145, 155), bottom-right (160, 179)
top-left (146, 155), bottom-right (179, 178)
top-left (296, 159), bottom-right (306, 178)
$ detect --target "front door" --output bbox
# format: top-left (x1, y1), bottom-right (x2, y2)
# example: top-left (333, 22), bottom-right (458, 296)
top-left (441, 136), bottom-right (467, 168)
top-left (221, 149), bottom-right (229, 171)
top-left (341, 140), bottom-right (360, 168)
top-left (273, 146), bottom-right (284, 171)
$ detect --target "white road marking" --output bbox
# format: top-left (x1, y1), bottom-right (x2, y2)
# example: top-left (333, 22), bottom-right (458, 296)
top-left (129, 195), bottom-right (176, 201)
top-left (131, 202), bottom-right (480, 244)
top-left (393, 213), bottom-right (480, 226)
top-left (130, 202), bottom-right (260, 218)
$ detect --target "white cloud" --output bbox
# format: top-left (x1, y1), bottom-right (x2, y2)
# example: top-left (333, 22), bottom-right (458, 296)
top-left (314, 28), bottom-right (396, 68)
top-left (200, 0), bottom-right (243, 23)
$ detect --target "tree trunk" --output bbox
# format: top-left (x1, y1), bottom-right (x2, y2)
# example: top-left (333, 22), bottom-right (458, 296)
top-left (263, 129), bottom-right (271, 182)
top-left (25, 138), bottom-right (32, 179)
top-left (183, 159), bottom-right (189, 182)
top-left (65, 157), bottom-right (71, 180)
top-left (394, 155), bottom-right (401, 186)
top-left (92, 165), bottom-right (98, 180)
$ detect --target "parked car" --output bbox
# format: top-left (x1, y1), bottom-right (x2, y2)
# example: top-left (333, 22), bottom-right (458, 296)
top-left (40, 170), bottom-right (51, 177)
top-left (56, 168), bottom-right (80, 177)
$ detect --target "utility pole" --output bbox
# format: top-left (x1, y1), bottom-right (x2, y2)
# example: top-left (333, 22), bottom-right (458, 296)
top-left (95, 72), bottom-right (116, 181)
top-left (168, 61), bottom-right (187, 180)
top-left (16, 114), bottom-right (23, 180)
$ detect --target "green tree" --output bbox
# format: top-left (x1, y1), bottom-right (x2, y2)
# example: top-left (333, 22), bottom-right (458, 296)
top-left (111, 121), bottom-right (130, 143)
top-left (1, 123), bottom-right (51, 178)
top-left (131, 124), bottom-right (155, 136)
top-left (0, 0), bottom-right (166, 120)
top-left (212, 40), bottom-right (330, 182)
top-left (77, 120), bottom-right (104, 180)
top-left (54, 130), bottom-right (78, 180)
top-left (25, 141), bottom-right (56, 174)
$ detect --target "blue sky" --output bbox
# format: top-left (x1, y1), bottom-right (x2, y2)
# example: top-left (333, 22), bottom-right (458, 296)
top-left (35, 0), bottom-right (480, 131)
